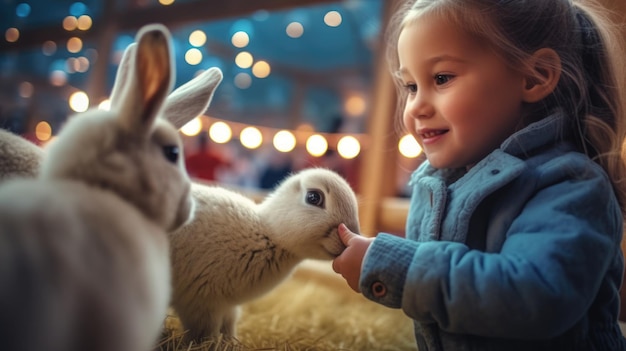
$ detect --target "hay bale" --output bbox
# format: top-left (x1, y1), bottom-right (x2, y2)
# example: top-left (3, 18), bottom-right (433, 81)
top-left (157, 260), bottom-right (416, 351)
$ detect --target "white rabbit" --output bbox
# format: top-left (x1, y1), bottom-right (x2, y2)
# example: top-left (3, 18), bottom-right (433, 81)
top-left (0, 24), bottom-right (194, 351)
top-left (0, 43), bottom-right (223, 182)
top-left (169, 167), bottom-right (360, 342)
top-left (0, 127), bottom-right (44, 181)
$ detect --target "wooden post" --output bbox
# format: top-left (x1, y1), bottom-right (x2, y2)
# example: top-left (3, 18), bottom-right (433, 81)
top-left (357, 0), bottom-right (402, 236)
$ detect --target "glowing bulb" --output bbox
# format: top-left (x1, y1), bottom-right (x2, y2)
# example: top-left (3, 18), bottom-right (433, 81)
top-left (98, 99), bottom-right (111, 111)
top-left (180, 117), bottom-right (202, 136)
top-left (69, 91), bottom-right (89, 112)
top-left (189, 30), bottom-right (207, 47)
top-left (286, 22), bottom-right (304, 38)
top-left (235, 51), bottom-right (253, 69)
top-left (5, 28), bottom-right (19, 42)
top-left (240, 127), bottom-right (263, 149)
top-left (344, 95), bottom-right (366, 117)
top-left (209, 122), bottom-right (232, 144)
top-left (234, 73), bottom-right (252, 89)
top-left (67, 37), bottom-right (83, 53)
top-left (337, 136), bottom-right (360, 159)
top-left (398, 134), bottom-right (422, 158)
top-left (159, 0), bottom-right (175, 5)
top-left (35, 121), bottom-right (52, 142)
top-left (306, 134), bottom-right (328, 157)
top-left (77, 15), bottom-right (92, 31)
top-left (231, 31), bottom-right (249, 48)
top-left (63, 16), bottom-right (78, 31)
top-left (185, 48), bottom-right (203, 65)
top-left (273, 130), bottom-right (296, 152)
top-left (252, 61), bottom-right (270, 78)
top-left (324, 11), bottom-right (342, 27)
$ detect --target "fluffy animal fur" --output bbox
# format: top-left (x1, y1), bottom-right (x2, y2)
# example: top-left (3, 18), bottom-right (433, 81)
top-left (169, 168), bottom-right (360, 342)
top-left (0, 128), bottom-right (43, 181)
top-left (0, 25), bottom-right (193, 351)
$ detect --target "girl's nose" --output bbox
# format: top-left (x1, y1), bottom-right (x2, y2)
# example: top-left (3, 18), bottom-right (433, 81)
top-left (405, 91), bottom-right (434, 119)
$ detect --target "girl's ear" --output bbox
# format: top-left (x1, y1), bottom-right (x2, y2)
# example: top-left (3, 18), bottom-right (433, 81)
top-left (522, 48), bottom-right (562, 103)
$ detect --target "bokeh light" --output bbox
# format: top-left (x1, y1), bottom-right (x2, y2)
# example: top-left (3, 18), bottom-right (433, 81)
top-left (77, 15), bottom-right (92, 30)
top-left (273, 130), bottom-right (296, 152)
top-left (180, 117), bottom-right (202, 136)
top-left (398, 134), bottom-right (422, 158)
top-left (306, 134), bottom-right (328, 157)
top-left (344, 95), bottom-right (366, 117)
top-left (185, 48), bottom-right (203, 65)
top-left (16, 3), bottom-right (31, 17)
top-left (5, 28), bottom-right (19, 42)
top-left (337, 135), bottom-right (360, 159)
top-left (98, 99), bottom-right (111, 111)
top-left (240, 127), bottom-right (263, 149)
top-left (234, 73), bottom-right (252, 89)
top-left (67, 37), bottom-right (83, 53)
top-left (324, 11), bottom-right (342, 27)
top-left (69, 91), bottom-right (89, 112)
top-left (35, 121), bottom-right (52, 142)
top-left (252, 61), bottom-right (271, 78)
top-left (209, 121), bottom-right (232, 144)
top-left (235, 51), bottom-right (253, 69)
top-left (189, 30), bottom-right (207, 47)
top-left (42, 41), bottom-right (57, 56)
top-left (19, 82), bottom-right (33, 98)
top-left (231, 31), bottom-right (249, 48)
top-left (286, 22), bottom-right (304, 38)
top-left (63, 16), bottom-right (78, 31)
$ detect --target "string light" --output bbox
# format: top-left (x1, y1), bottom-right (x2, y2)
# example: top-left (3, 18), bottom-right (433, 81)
top-left (273, 130), bottom-right (296, 152)
top-left (306, 134), bottom-right (328, 157)
top-left (209, 121), bottom-right (232, 143)
top-left (398, 134), bottom-right (422, 158)
top-left (286, 22), bottom-right (304, 38)
top-left (69, 91), bottom-right (89, 112)
top-left (324, 11), bottom-right (342, 27)
top-left (180, 117), bottom-right (203, 136)
top-left (35, 121), bottom-right (52, 142)
top-left (337, 135), bottom-right (360, 159)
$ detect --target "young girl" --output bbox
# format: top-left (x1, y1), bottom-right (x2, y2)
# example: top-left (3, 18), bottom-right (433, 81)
top-left (332, 0), bottom-right (626, 350)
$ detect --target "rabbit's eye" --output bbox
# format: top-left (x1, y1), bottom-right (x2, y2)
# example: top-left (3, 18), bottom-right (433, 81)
top-left (162, 145), bottom-right (179, 163)
top-left (305, 189), bottom-right (325, 208)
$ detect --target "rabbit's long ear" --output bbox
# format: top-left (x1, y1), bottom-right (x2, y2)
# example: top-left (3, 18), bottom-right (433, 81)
top-left (164, 67), bottom-right (223, 129)
top-left (109, 43), bottom-right (137, 107)
top-left (118, 24), bottom-right (174, 132)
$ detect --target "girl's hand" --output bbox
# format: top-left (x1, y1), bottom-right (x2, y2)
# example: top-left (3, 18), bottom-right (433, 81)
top-left (332, 223), bottom-right (374, 292)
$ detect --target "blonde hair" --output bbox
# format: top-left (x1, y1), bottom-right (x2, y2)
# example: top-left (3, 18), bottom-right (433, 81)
top-left (387, 0), bottom-right (626, 216)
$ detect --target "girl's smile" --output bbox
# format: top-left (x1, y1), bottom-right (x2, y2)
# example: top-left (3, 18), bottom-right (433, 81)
top-left (398, 14), bottom-right (527, 169)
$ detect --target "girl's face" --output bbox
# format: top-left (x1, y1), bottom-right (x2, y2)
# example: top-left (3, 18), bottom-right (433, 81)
top-left (398, 15), bottom-right (526, 169)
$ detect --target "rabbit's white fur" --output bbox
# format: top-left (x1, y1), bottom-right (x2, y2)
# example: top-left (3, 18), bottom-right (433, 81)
top-left (0, 25), bottom-right (194, 351)
top-left (0, 128), bottom-right (43, 181)
top-left (169, 167), bottom-right (360, 342)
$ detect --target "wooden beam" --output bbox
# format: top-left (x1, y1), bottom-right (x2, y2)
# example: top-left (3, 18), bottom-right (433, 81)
top-left (0, 0), bottom-right (339, 52)
top-left (357, 0), bottom-right (401, 237)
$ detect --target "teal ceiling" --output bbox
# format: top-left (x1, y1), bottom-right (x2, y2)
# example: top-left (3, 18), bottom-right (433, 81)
top-left (0, 0), bottom-right (383, 137)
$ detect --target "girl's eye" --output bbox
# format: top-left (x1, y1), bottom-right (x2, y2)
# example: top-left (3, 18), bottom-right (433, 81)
top-left (434, 74), bottom-right (453, 85)
top-left (403, 83), bottom-right (417, 94)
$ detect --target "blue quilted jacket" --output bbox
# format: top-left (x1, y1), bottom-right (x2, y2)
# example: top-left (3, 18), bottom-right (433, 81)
top-left (360, 113), bottom-right (626, 350)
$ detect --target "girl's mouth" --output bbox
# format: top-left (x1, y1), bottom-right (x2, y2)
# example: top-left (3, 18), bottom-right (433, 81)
top-left (421, 130), bottom-right (447, 139)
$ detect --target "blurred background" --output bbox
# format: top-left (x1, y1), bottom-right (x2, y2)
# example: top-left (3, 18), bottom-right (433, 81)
top-left (1, 0), bottom-right (625, 236)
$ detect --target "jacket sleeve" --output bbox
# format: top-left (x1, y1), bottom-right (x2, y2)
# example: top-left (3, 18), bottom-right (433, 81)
top-left (359, 162), bottom-right (623, 339)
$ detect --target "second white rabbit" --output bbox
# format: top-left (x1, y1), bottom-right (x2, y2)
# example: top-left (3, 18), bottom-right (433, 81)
top-left (169, 167), bottom-right (360, 342)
